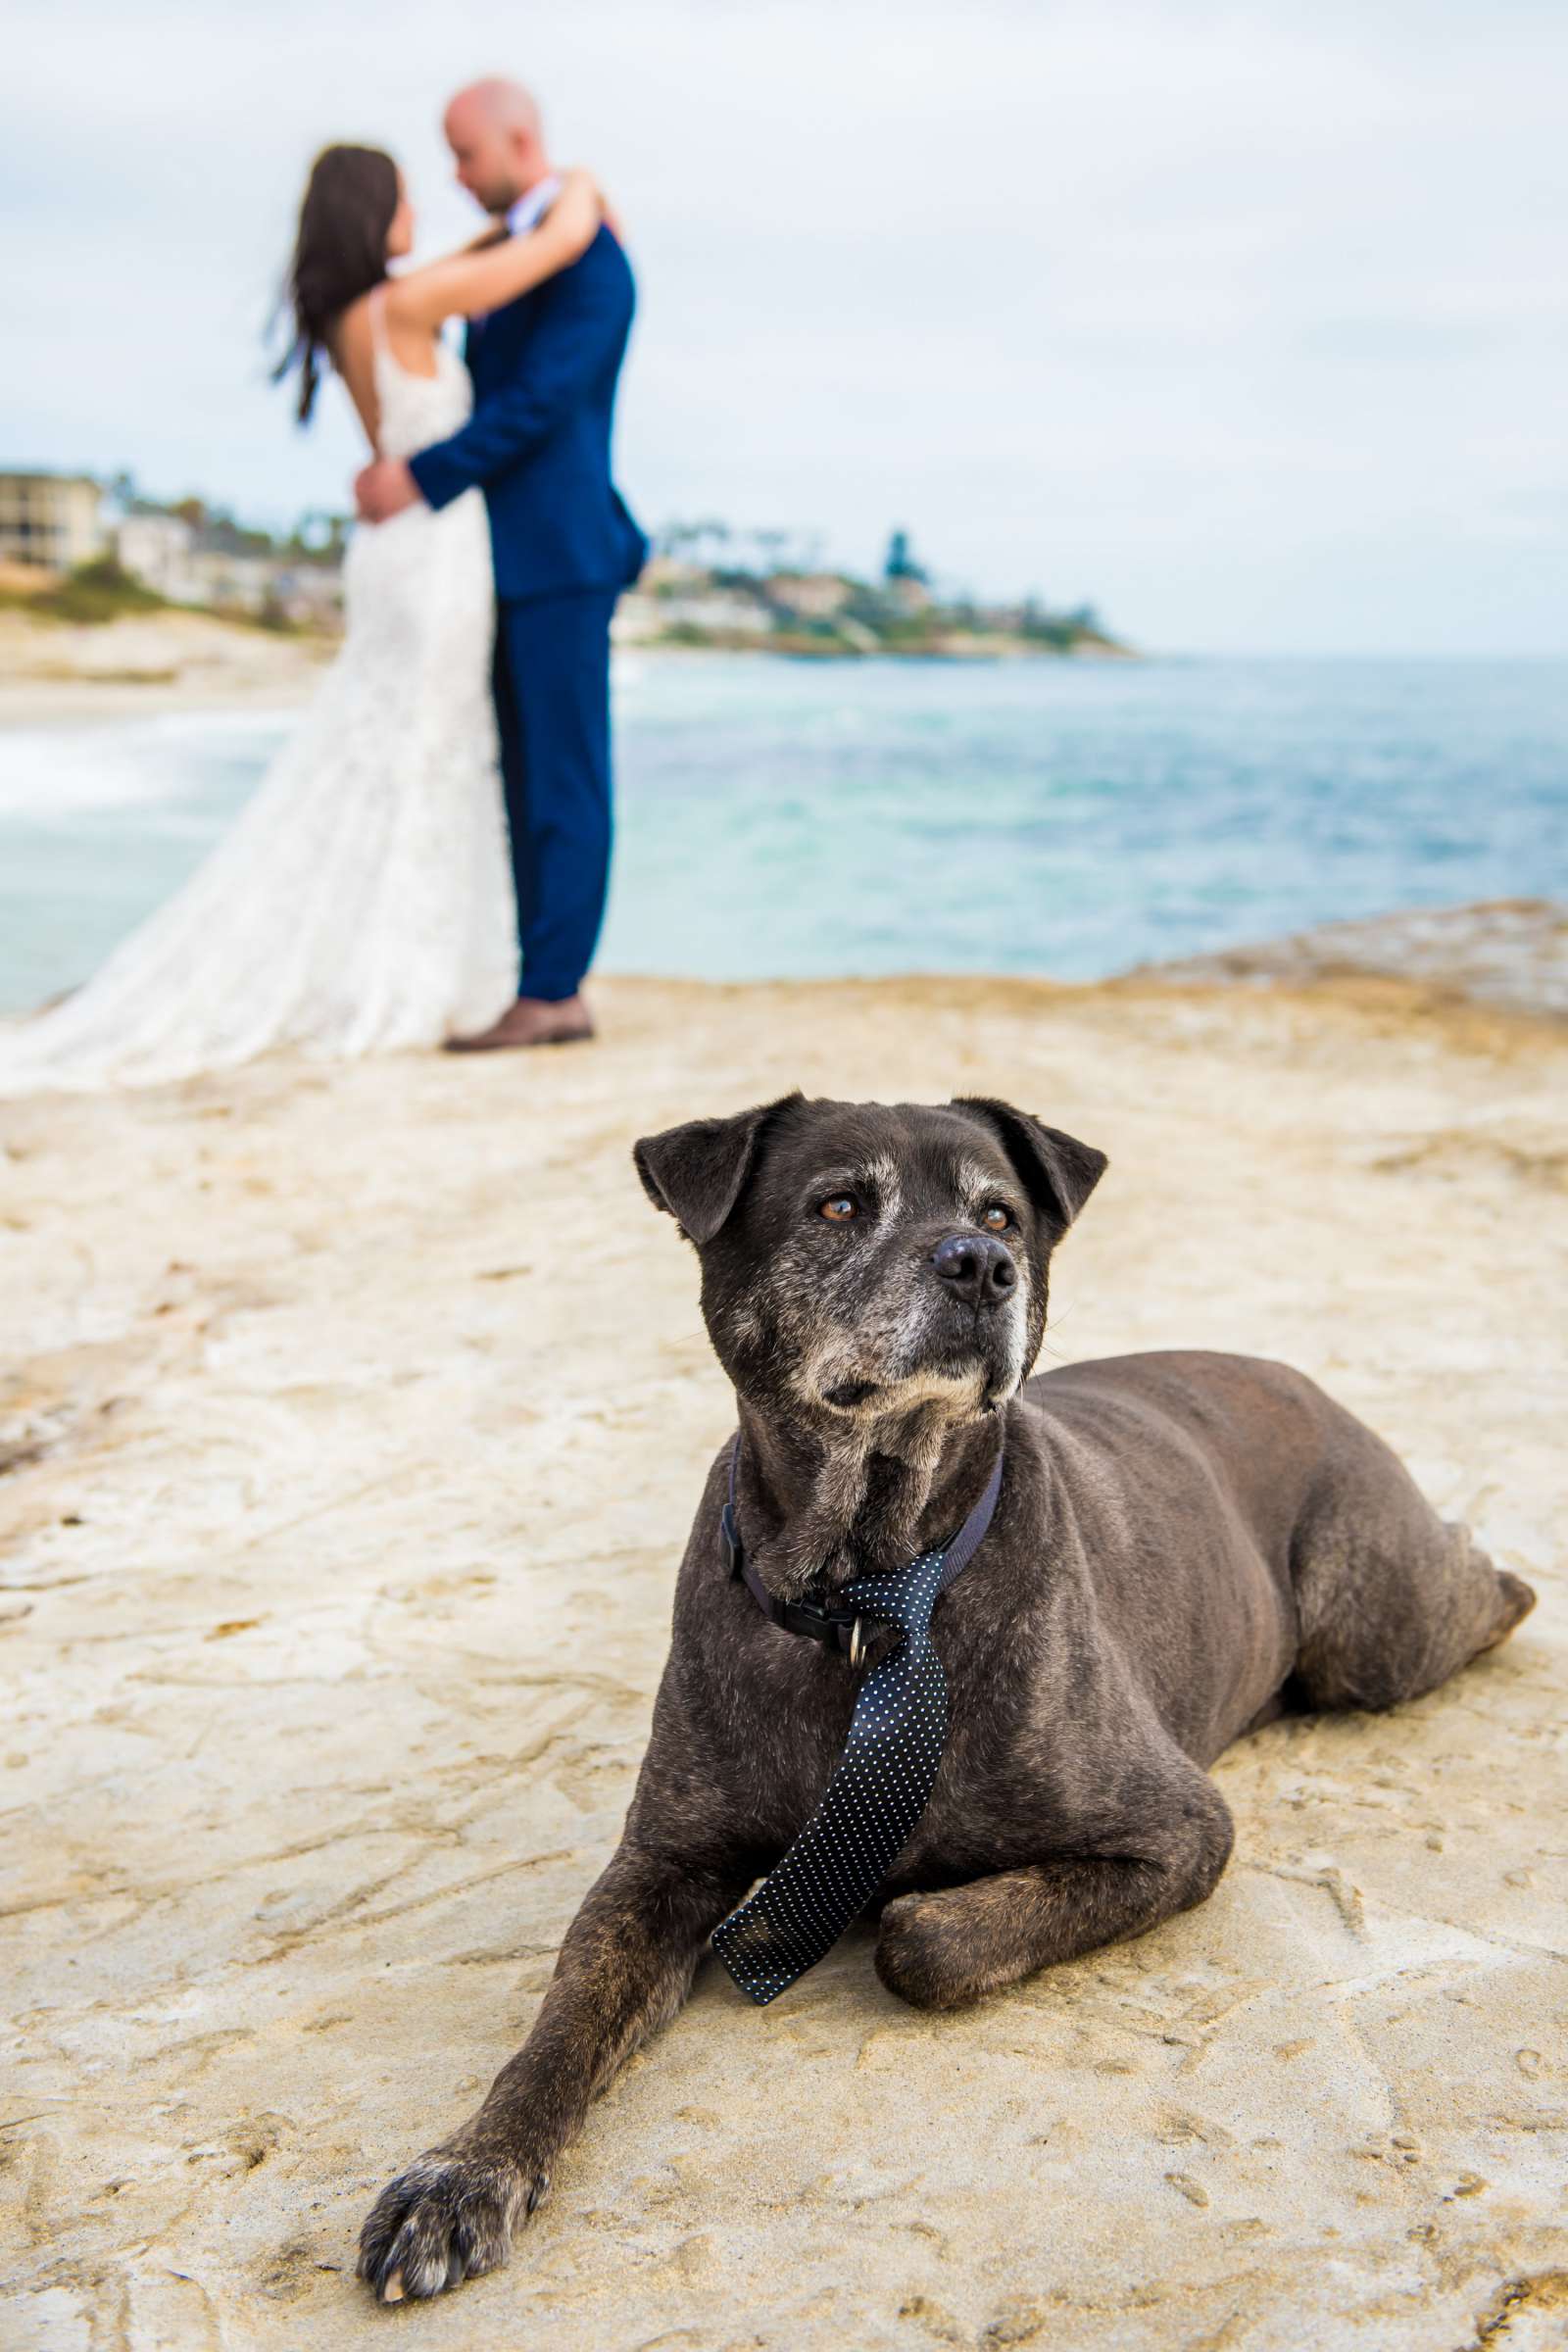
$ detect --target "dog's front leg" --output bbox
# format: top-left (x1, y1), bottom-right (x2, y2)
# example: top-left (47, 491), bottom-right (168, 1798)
top-left (877, 1784), bottom-right (1236, 2011)
top-left (357, 1840), bottom-right (743, 2302)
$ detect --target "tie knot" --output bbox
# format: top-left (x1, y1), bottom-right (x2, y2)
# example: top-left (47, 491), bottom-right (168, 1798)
top-left (844, 1546), bottom-right (948, 1633)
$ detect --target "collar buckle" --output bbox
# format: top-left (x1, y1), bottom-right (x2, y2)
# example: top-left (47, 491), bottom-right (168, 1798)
top-left (781, 1591), bottom-right (860, 1657)
top-left (724, 1501), bottom-right (859, 1658)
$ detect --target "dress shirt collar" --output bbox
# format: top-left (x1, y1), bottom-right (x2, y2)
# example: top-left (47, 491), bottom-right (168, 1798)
top-left (505, 174), bottom-right (563, 238)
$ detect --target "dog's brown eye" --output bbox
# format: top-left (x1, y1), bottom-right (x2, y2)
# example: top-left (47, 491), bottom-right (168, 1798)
top-left (980, 1204), bottom-right (1012, 1232)
top-left (819, 1195), bottom-right (858, 1222)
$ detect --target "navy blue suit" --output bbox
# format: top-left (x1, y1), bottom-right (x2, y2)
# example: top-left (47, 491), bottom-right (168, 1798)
top-left (409, 223), bottom-right (647, 1003)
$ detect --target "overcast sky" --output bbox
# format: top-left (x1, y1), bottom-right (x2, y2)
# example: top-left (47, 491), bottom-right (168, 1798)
top-left (6, 0), bottom-right (1565, 655)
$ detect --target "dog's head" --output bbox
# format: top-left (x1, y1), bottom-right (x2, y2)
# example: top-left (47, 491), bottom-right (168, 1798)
top-left (634, 1095), bottom-right (1105, 1438)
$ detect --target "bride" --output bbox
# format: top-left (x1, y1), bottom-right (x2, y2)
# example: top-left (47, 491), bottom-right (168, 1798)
top-left (0, 146), bottom-right (604, 1094)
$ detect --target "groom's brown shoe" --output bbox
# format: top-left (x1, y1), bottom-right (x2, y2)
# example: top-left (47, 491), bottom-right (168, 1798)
top-left (444, 994), bottom-right (596, 1054)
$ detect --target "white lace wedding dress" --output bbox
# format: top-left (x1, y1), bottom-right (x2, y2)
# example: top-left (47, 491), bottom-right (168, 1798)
top-left (0, 313), bottom-right (516, 1095)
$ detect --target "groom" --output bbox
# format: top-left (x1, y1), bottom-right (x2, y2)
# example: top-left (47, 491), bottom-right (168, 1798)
top-left (356, 77), bottom-right (648, 1051)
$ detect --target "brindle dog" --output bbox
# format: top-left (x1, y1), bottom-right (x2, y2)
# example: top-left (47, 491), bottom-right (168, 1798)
top-left (358, 1092), bottom-right (1534, 2302)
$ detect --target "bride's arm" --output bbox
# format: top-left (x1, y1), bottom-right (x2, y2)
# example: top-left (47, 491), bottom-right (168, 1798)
top-left (386, 170), bottom-right (605, 332)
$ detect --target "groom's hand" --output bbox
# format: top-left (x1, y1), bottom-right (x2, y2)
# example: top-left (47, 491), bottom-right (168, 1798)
top-left (354, 460), bottom-right (422, 524)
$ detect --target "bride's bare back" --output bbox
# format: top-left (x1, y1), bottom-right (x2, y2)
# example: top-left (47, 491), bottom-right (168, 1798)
top-left (327, 168), bottom-right (604, 455)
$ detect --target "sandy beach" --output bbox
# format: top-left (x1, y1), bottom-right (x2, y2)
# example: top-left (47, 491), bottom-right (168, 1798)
top-left (0, 611), bottom-right (332, 725)
top-left (2, 967), bottom-right (1564, 2351)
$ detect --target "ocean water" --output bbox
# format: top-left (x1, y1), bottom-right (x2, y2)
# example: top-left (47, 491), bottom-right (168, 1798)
top-left (2, 655), bottom-right (1565, 1012)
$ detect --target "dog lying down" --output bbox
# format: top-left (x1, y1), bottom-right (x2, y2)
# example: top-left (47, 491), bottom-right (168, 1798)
top-left (359, 1092), bottom-right (1535, 2302)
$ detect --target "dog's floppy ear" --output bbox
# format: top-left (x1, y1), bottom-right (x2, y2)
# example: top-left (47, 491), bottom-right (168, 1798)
top-left (633, 1093), bottom-right (804, 1245)
top-left (953, 1098), bottom-right (1107, 1231)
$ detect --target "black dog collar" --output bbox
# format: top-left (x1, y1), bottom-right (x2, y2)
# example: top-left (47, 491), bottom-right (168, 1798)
top-left (720, 1435), bottom-right (1004, 1664)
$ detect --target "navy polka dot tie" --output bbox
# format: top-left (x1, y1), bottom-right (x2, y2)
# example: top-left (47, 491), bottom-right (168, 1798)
top-left (712, 1446), bottom-right (1003, 2005)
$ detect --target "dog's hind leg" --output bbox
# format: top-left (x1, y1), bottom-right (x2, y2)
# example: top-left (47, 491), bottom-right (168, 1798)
top-left (1288, 1399), bottom-right (1535, 1716)
top-left (875, 1766), bottom-right (1236, 2012)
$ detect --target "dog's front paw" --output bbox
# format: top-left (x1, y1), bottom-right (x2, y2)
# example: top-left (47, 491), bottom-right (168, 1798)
top-left (357, 2145), bottom-right (547, 2302)
top-left (875, 1889), bottom-right (978, 2011)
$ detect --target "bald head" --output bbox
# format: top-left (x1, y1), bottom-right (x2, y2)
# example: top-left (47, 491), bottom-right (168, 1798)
top-left (444, 76), bottom-right (549, 215)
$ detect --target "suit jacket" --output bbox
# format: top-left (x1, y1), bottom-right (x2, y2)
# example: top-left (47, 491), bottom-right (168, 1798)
top-left (407, 223), bottom-right (648, 605)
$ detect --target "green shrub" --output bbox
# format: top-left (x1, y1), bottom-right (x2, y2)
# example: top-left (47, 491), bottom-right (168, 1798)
top-left (35, 558), bottom-right (169, 624)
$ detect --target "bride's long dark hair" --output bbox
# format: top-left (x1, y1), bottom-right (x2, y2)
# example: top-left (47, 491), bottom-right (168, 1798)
top-left (273, 144), bottom-right (400, 424)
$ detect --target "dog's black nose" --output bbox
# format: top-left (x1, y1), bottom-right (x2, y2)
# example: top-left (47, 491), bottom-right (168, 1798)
top-left (930, 1231), bottom-right (1017, 1305)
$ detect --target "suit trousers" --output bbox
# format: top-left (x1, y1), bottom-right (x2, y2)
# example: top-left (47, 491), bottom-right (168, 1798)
top-left (491, 591), bottom-right (618, 1004)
